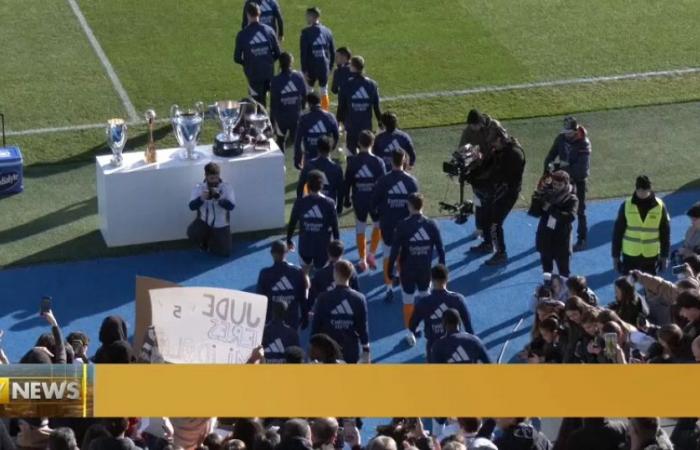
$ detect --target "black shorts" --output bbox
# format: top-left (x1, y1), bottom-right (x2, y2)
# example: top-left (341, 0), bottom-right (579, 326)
top-left (354, 206), bottom-right (379, 223)
top-left (399, 266), bottom-right (431, 294)
top-left (306, 71), bottom-right (329, 88)
top-left (380, 224), bottom-right (396, 246)
top-left (345, 129), bottom-right (360, 156)
top-left (300, 252), bottom-right (329, 270)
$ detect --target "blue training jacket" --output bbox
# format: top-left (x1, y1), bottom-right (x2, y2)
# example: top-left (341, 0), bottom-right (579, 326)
top-left (294, 106), bottom-right (339, 167)
top-left (234, 22), bottom-right (280, 81)
top-left (300, 23), bottom-right (335, 79)
top-left (256, 261), bottom-right (307, 329)
top-left (429, 331), bottom-right (491, 364)
top-left (270, 69), bottom-right (308, 129)
top-left (311, 285), bottom-right (369, 363)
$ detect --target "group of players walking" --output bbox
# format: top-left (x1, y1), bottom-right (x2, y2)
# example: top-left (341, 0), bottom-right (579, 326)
top-left (234, 1), bottom-right (599, 364)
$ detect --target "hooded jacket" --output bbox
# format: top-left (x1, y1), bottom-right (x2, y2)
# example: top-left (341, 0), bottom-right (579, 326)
top-left (494, 423), bottom-right (552, 450)
top-left (543, 126), bottom-right (591, 181)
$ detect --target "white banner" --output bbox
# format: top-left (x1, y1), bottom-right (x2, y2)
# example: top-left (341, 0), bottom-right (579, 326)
top-left (149, 287), bottom-right (268, 364)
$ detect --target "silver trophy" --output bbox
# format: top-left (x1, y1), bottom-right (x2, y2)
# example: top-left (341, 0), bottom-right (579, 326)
top-left (246, 104), bottom-right (272, 151)
top-left (171, 102), bottom-right (205, 160)
top-left (106, 118), bottom-right (127, 167)
top-left (213, 100), bottom-right (244, 156)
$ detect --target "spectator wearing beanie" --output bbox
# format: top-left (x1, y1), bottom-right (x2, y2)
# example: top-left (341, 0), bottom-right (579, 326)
top-left (612, 175), bottom-right (671, 275)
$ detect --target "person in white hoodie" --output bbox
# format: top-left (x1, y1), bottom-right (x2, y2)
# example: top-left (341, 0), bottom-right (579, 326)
top-left (187, 162), bottom-right (236, 257)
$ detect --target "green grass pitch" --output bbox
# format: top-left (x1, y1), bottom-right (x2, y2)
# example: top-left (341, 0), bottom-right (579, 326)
top-left (1, 0), bottom-right (700, 266)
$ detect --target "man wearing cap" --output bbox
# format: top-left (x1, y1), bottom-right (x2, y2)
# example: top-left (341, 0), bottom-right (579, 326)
top-left (530, 170), bottom-right (578, 277)
top-left (612, 175), bottom-right (671, 275)
top-left (299, 7), bottom-right (335, 111)
top-left (187, 162), bottom-right (236, 257)
top-left (544, 116), bottom-right (592, 251)
top-left (458, 109), bottom-right (507, 247)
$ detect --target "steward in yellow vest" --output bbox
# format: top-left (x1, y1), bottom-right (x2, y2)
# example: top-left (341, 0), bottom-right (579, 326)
top-left (612, 176), bottom-right (670, 275)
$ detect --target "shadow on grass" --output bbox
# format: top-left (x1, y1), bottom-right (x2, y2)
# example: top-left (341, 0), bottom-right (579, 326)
top-left (0, 198), bottom-right (96, 244)
top-left (5, 226), bottom-right (287, 269)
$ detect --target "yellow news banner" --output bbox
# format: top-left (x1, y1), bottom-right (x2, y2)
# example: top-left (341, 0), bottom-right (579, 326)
top-left (95, 365), bottom-right (700, 417)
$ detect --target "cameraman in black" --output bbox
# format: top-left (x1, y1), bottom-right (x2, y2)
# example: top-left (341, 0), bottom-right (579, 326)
top-left (529, 170), bottom-right (578, 277)
top-left (187, 162), bottom-right (236, 256)
top-left (472, 128), bottom-right (526, 266)
top-left (458, 109), bottom-right (507, 246)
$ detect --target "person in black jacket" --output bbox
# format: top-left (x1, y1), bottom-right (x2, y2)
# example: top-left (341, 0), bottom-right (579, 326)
top-left (530, 170), bottom-right (578, 277)
top-left (476, 128), bottom-right (526, 266)
top-left (494, 419), bottom-right (551, 450)
top-left (566, 418), bottom-right (628, 450)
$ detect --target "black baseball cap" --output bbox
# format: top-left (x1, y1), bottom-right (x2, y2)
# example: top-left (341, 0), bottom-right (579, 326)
top-left (466, 109), bottom-right (482, 125)
top-left (562, 116), bottom-right (578, 132)
top-left (635, 175), bottom-right (652, 190)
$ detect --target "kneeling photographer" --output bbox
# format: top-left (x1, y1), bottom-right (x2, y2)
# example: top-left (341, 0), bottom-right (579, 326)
top-left (529, 170), bottom-right (578, 277)
top-left (187, 162), bottom-right (236, 257)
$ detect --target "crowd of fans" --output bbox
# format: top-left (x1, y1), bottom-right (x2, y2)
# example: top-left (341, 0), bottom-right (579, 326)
top-left (4, 416), bottom-right (700, 450)
top-left (1, 416), bottom-right (698, 450)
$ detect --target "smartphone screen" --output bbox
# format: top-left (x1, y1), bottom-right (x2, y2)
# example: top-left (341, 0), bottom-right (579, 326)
top-left (40, 296), bottom-right (52, 314)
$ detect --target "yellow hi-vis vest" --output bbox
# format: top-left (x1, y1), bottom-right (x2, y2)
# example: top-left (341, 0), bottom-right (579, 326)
top-left (622, 197), bottom-right (664, 258)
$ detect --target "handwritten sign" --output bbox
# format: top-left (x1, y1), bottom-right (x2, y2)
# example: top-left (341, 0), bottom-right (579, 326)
top-left (149, 287), bottom-right (268, 364)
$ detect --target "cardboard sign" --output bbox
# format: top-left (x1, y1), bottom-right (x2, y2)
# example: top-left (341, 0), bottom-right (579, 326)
top-left (134, 276), bottom-right (180, 353)
top-left (149, 287), bottom-right (268, 364)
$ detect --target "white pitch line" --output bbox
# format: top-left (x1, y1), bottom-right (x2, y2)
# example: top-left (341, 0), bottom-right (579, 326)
top-left (6, 66), bottom-right (700, 137)
top-left (382, 67), bottom-right (700, 102)
top-left (66, 0), bottom-right (139, 122)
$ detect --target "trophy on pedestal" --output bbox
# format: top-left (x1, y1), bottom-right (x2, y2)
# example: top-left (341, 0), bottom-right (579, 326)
top-left (170, 102), bottom-right (205, 160)
top-left (245, 103), bottom-right (273, 151)
top-left (106, 118), bottom-right (127, 167)
top-left (144, 109), bottom-right (157, 164)
top-left (213, 100), bottom-right (244, 157)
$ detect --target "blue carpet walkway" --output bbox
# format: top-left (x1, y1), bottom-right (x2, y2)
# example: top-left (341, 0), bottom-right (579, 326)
top-left (1, 189), bottom-right (697, 365)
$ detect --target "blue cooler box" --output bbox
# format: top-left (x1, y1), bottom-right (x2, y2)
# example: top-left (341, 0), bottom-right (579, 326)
top-left (0, 146), bottom-right (23, 196)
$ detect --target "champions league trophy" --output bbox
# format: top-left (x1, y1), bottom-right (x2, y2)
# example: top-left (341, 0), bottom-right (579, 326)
top-left (171, 102), bottom-right (205, 160)
top-left (213, 100), bottom-right (244, 157)
top-left (106, 118), bottom-right (127, 167)
top-left (144, 109), bottom-right (157, 164)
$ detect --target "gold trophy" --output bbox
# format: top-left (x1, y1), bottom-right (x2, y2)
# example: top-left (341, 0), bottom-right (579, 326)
top-left (144, 109), bottom-right (157, 163)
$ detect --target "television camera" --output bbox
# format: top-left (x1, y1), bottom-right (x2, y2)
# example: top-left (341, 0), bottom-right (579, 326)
top-left (439, 144), bottom-right (480, 224)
